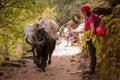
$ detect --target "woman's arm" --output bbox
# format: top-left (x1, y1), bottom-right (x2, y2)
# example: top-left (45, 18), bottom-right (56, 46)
top-left (86, 23), bottom-right (95, 41)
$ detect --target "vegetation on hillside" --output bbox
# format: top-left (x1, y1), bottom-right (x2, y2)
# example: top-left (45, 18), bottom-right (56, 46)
top-left (0, 0), bottom-right (120, 80)
top-left (97, 4), bottom-right (120, 80)
top-left (0, 0), bottom-right (49, 60)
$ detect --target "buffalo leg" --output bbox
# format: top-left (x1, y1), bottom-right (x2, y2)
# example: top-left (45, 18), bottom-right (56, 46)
top-left (35, 47), bottom-right (41, 66)
top-left (48, 40), bottom-right (56, 65)
top-left (41, 56), bottom-right (48, 72)
top-left (48, 54), bottom-right (52, 65)
top-left (41, 45), bottom-right (49, 72)
top-left (32, 47), bottom-right (37, 63)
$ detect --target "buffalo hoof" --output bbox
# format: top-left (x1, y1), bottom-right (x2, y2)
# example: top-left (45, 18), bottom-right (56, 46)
top-left (48, 61), bottom-right (51, 65)
top-left (37, 64), bottom-right (42, 68)
top-left (42, 68), bottom-right (45, 72)
top-left (34, 60), bottom-right (39, 64)
top-left (34, 61), bottom-right (37, 64)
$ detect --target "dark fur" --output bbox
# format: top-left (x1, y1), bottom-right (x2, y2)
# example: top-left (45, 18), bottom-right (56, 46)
top-left (32, 28), bottom-right (56, 71)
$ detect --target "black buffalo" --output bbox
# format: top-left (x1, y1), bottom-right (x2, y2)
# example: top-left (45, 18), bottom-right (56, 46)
top-left (26, 28), bottom-right (56, 71)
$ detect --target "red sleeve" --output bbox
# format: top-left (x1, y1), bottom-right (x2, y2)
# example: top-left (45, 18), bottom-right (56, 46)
top-left (88, 17), bottom-right (94, 23)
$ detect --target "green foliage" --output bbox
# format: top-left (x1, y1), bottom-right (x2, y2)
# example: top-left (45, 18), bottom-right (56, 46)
top-left (41, 7), bottom-right (57, 20)
top-left (49, 0), bottom-right (86, 24)
top-left (97, 5), bottom-right (120, 80)
top-left (48, 0), bottom-right (106, 25)
top-left (0, 55), bottom-right (4, 62)
top-left (0, 0), bottom-right (49, 59)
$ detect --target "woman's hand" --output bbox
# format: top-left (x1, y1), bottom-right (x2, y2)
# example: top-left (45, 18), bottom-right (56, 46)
top-left (86, 38), bottom-right (91, 42)
top-left (88, 23), bottom-right (95, 41)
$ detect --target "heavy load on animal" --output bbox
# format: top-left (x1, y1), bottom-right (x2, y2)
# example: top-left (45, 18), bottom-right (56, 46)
top-left (35, 18), bottom-right (59, 39)
top-left (24, 18), bottom-right (59, 71)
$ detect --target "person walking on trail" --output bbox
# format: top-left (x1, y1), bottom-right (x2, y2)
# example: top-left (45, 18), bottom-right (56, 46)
top-left (59, 24), bottom-right (65, 37)
top-left (80, 5), bottom-right (97, 75)
top-left (63, 26), bottom-right (73, 46)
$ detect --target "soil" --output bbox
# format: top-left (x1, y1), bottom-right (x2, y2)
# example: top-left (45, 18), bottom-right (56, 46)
top-left (0, 39), bottom-right (89, 80)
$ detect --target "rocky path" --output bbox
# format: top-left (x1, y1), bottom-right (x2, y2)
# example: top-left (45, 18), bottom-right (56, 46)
top-left (0, 39), bottom-right (84, 80)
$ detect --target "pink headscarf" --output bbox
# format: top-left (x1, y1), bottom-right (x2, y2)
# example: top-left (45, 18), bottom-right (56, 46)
top-left (80, 5), bottom-right (91, 13)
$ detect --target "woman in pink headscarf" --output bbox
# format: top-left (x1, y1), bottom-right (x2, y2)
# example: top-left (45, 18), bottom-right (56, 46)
top-left (81, 5), bottom-right (96, 75)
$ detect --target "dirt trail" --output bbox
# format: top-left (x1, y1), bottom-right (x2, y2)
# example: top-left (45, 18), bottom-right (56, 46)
top-left (0, 39), bottom-right (83, 80)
